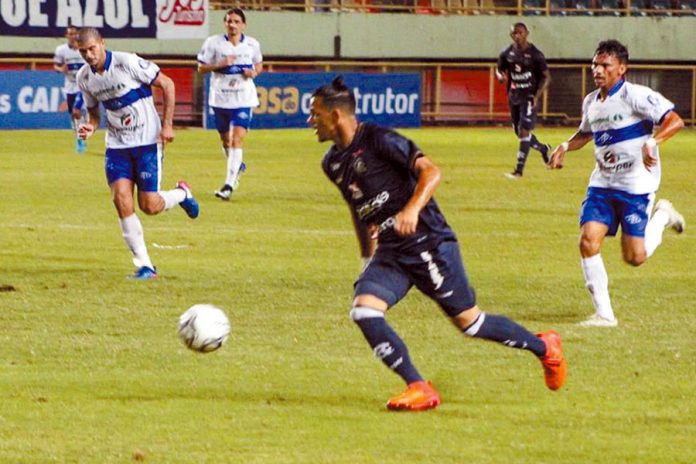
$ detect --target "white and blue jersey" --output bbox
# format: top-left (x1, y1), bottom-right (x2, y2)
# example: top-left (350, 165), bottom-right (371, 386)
top-left (197, 33), bottom-right (262, 109)
top-left (76, 51), bottom-right (162, 149)
top-left (579, 79), bottom-right (675, 195)
top-left (54, 43), bottom-right (85, 95)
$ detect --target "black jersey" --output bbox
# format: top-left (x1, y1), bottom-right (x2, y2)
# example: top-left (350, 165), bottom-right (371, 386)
top-left (321, 123), bottom-right (456, 254)
top-left (497, 43), bottom-right (548, 105)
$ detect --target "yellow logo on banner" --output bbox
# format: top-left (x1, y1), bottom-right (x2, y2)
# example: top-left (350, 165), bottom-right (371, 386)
top-left (256, 86), bottom-right (300, 115)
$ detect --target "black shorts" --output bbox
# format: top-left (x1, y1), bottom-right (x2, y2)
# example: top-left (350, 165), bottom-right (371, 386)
top-left (355, 239), bottom-right (477, 317)
top-left (509, 98), bottom-right (537, 135)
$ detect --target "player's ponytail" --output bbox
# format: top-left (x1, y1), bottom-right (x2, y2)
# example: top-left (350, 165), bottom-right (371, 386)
top-left (332, 76), bottom-right (349, 92)
top-left (313, 75), bottom-right (356, 113)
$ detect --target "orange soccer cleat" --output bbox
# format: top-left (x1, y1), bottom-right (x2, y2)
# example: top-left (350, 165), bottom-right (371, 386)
top-left (537, 330), bottom-right (568, 391)
top-left (386, 380), bottom-right (441, 412)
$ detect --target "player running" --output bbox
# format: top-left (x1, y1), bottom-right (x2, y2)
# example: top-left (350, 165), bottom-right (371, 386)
top-left (496, 22), bottom-right (552, 179)
top-left (548, 40), bottom-right (685, 327)
top-left (53, 25), bottom-right (87, 153)
top-left (197, 8), bottom-right (263, 201)
top-left (75, 28), bottom-right (199, 280)
top-left (309, 77), bottom-right (567, 411)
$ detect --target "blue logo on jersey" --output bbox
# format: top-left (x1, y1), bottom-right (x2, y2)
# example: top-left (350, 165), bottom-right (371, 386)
top-left (647, 95), bottom-right (657, 106)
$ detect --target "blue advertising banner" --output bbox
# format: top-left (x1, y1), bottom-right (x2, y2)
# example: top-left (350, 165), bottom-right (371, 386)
top-left (0, 71), bottom-right (74, 129)
top-left (204, 72), bottom-right (421, 130)
top-left (0, 0), bottom-right (157, 38)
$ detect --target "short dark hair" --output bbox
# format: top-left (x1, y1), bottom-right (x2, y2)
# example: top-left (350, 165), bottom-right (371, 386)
top-left (312, 76), bottom-right (356, 114)
top-left (512, 22), bottom-right (528, 31)
top-left (595, 40), bottom-right (629, 64)
top-left (226, 8), bottom-right (246, 23)
top-left (77, 27), bottom-right (102, 43)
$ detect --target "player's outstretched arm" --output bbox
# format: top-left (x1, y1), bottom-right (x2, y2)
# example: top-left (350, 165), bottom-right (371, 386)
top-left (152, 72), bottom-right (176, 145)
top-left (394, 155), bottom-right (441, 237)
top-left (548, 132), bottom-right (593, 169)
top-left (642, 110), bottom-right (684, 171)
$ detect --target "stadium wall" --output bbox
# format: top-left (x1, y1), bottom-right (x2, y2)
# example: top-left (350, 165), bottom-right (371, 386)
top-left (2, 12), bottom-right (695, 62)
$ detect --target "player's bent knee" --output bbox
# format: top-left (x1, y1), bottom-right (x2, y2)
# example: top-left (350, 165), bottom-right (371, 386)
top-left (350, 306), bottom-right (385, 322)
top-left (451, 305), bottom-right (481, 330)
top-left (138, 197), bottom-right (164, 215)
top-left (623, 253), bottom-right (646, 267)
top-left (579, 237), bottom-right (601, 256)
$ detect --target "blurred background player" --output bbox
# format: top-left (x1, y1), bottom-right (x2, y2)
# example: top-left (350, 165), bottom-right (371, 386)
top-left (53, 25), bottom-right (87, 153)
top-left (197, 8), bottom-right (263, 201)
top-left (309, 77), bottom-right (567, 411)
top-left (496, 22), bottom-right (551, 179)
top-left (548, 40), bottom-right (685, 327)
top-left (75, 28), bottom-right (199, 280)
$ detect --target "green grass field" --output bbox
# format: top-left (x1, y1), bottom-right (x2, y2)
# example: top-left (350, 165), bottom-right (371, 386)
top-left (1, 127), bottom-right (694, 463)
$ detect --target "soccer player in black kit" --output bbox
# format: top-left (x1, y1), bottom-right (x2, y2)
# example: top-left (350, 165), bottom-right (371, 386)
top-left (497, 22), bottom-right (552, 179)
top-left (309, 77), bottom-right (567, 411)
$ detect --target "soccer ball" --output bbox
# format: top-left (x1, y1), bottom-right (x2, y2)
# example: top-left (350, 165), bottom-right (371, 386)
top-left (178, 304), bottom-right (231, 353)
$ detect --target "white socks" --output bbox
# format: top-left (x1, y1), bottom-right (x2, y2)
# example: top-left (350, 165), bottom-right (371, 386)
top-left (225, 147), bottom-right (243, 187)
top-left (159, 187), bottom-right (186, 211)
top-left (119, 214), bottom-right (153, 269)
top-left (644, 208), bottom-right (670, 257)
top-left (581, 254), bottom-right (615, 321)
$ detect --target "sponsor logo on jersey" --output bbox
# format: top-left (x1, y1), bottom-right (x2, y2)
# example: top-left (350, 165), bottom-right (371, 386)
top-left (121, 113), bottom-right (134, 126)
top-left (353, 158), bottom-right (367, 174)
top-left (357, 191), bottom-right (389, 219)
top-left (603, 150), bottom-right (617, 164)
top-left (599, 150), bottom-right (634, 173)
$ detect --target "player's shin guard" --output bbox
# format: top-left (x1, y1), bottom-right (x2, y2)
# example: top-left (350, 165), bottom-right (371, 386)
top-left (159, 188), bottom-right (186, 211)
top-left (119, 214), bottom-right (154, 269)
top-left (350, 306), bottom-right (423, 384)
top-left (529, 134), bottom-right (543, 151)
top-left (462, 312), bottom-right (546, 358)
top-left (645, 208), bottom-right (669, 257)
top-left (515, 136), bottom-right (531, 174)
top-left (225, 148), bottom-right (243, 188)
top-left (530, 134), bottom-right (550, 163)
top-left (581, 254), bottom-right (615, 320)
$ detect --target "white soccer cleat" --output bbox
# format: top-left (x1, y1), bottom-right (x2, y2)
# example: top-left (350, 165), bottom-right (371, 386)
top-left (578, 314), bottom-right (618, 328)
top-left (214, 184), bottom-right (233, 201)
top-left (655, 199), bottom-right (685, 234)
top-left (504, 171), bottom-right (522, 180)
